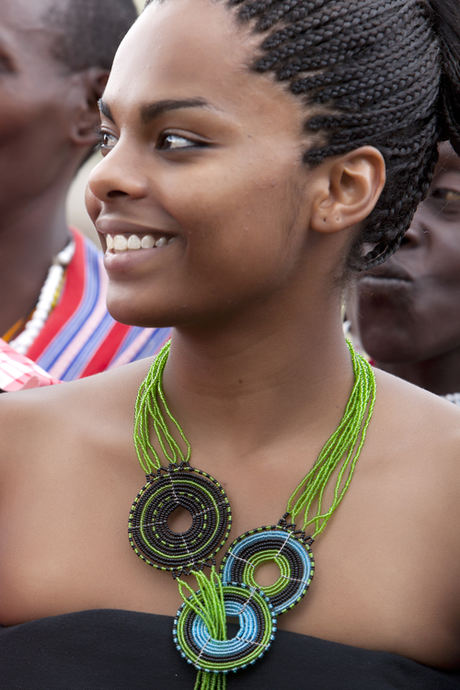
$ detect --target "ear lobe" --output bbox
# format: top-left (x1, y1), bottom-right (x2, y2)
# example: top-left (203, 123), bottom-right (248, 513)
top-left (70, 67), bottom-right (109, 148)
top-left (311, 146), bottom-right (386, 235)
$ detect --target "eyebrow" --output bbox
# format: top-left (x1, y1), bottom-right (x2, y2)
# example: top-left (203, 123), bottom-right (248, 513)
top-left (98, 97), bottom-right (210, 125)
top-left (98, 98), bottom-right (114, 121)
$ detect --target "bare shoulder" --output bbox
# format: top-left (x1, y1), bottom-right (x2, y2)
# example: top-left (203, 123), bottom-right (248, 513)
top-left (368, 369), bottom-right (460, 529)
top-left (0, 358), bottom-right (153, 477)
top-left (374, 368), bottom-right (460, 459)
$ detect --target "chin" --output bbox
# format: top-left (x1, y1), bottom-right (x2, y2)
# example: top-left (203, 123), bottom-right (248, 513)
top-left (106, 296), bottom-right (173, 330)
top-left (360, 326), bottom-right (422, 364)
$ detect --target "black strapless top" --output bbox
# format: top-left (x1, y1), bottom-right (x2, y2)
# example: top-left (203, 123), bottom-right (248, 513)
top-left (1, 609), bottom-right (459, 689)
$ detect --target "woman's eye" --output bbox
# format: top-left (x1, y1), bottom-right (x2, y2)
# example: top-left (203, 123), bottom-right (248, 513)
top-left (159, 133), bottom-right (202, 150)
top-left (97, 129), bottom-right (118, 153)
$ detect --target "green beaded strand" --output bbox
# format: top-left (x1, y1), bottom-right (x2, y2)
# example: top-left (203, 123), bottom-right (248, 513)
top-left (177, 568), bottom-right (228, 690)
top-left (133, 343), bottom-right (191, 472)
top-left (286, 341), bottom-right (376, 538)
top-left (176, 568), bottom-right (227, 645)
top-left (194, 671), bottom-right (226, 690)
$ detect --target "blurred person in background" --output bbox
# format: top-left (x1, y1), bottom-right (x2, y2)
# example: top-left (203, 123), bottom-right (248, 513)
top-left (0, 0), bottom-right (170, 384)
top-left (353, 143), bottom-right (460, 404)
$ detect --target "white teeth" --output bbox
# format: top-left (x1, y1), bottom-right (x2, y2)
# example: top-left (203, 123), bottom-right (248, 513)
top-left (105, 233), bottom-right (175, 252)
top-left (141, 235), bottom-right (155, 249)
top-left (114, 234), bottom-right (128, 251)
top-left (127, 234), bottom-right (141, 250)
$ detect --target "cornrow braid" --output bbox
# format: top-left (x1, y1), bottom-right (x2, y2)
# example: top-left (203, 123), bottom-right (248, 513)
top-left (427, 0), bottom-right (460, 155)
top-left (281, 17), bottom-right (431, 85)
top-left (224, 0), bottom-right (458, 270)
top-left (258, 0), bottom-right (407, 59)
top-left (305, 46), bottom-right (437, 110)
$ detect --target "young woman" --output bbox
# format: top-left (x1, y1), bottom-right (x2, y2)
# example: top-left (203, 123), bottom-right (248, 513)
top-left (0, 0), bottom-right (459, 688)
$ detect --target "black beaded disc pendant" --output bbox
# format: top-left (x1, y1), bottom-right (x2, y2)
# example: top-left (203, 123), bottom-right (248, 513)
top-left (128, 464), bottom-right (232, 576)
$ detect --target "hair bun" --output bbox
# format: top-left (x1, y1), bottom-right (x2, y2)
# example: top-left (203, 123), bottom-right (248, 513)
top-left (427, 0), bottom-right (460, 156)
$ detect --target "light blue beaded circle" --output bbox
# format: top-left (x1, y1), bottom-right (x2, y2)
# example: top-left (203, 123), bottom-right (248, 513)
top-left (173, 582), bottom-right (276, 673)
top-left (220, 525), bottom-right (314, 616)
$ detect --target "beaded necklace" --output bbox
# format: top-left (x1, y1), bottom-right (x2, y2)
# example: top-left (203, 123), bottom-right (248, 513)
top-left (8, 240), bottom-right (75, 355)
top-left (129, 340), bottom-right (376, 690)
top-left (442, 393), bottom-right (460, 407)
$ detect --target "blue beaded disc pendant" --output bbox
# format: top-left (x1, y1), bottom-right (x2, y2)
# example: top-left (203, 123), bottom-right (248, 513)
top-left (174, 582), bottom-right (276, 673)
top-left (220, 523), bottom-right (314, 615)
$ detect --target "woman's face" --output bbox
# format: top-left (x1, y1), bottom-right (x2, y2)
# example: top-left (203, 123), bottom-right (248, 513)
top-left (86, 0), bottom-right (320, 329)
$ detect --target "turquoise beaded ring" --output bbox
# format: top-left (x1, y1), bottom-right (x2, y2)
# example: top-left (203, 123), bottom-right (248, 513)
top-left (220, 524), bottom-right (314, 615)
top-left (128, 464), bottom-right (232, 576)
top-left (174, 582), bottom-right (276, 673)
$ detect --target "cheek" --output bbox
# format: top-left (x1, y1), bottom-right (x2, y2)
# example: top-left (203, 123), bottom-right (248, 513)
top-left (85, 185), bottom-right (101, 223)
top-left (159, 160), bottom-right (304, 264)
top-left (0, 93), bottom-right (68, 191)
top-left (0, 83), bottom-right (62, 139)
top-left (431, 238), bottom-right (460, 283)
top-left (0, 92), bottom-right (35, 137)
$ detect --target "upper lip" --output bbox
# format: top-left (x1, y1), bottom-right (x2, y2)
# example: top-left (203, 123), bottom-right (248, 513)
top-left (361, 261), bottom-right (412, 282)
top-left (95, 218), bottom-right (175, 238)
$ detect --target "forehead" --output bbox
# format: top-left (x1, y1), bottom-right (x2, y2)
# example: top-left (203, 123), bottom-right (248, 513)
top-left (435, 143), bottom-right (460, 176)
top-left (0, 0), bottom-right (62, 58)
top-left (109, 0), bottom-right (256, 104)
top-left (104, 0), bottom-right (305, 137)
top-left (0, 0), bottom-right (59, 31)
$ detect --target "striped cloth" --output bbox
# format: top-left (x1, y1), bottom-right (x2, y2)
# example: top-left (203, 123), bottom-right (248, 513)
top-left (0, 339), bottom-right (60, 392)
top-left (20, 228), bottom-right (170, 381)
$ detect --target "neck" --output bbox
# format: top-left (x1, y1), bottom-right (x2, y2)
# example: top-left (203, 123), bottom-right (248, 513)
top-left (375, 347), bottom-right (460, 396)
top-left (162, 292), bottom-right (353, 461)
top-left (0, 187), bottom-right (72, 338)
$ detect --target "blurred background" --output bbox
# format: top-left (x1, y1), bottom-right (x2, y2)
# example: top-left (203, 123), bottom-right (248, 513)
top-left (66, 0), bottom-right (144, 245)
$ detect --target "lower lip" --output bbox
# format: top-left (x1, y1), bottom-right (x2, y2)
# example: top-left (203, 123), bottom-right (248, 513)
top-left (358, 275), bottom-right (412, 288)
top-left (103, 244), bottom-right (173, 272)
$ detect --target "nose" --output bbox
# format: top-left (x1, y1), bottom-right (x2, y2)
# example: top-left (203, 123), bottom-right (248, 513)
top-left (399, 202), bottom-right (430, 248)
top-left (87, 141), bottom-right (149, 204)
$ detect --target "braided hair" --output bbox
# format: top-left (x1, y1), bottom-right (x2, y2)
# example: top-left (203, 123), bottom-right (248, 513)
top-left (145, 0), bottom-right (460, 271)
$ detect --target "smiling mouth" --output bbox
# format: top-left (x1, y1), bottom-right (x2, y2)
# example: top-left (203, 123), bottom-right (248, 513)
top-left (105, 233), bottom-right (177, 253)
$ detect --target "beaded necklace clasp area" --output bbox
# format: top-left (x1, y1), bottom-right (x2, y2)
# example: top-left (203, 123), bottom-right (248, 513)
top-left (129, 340), bottom-right (376, 690)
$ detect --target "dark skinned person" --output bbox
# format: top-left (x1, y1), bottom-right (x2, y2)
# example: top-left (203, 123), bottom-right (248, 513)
top-left (353, 143), bottom-right (460, 404)
top-left (0, 0), bottom-right (169, 385)
top-left (1, 1), bottom-right (460, 689)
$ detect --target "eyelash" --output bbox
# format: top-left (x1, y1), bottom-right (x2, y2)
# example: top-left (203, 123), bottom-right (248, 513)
top-left (158, 133), bottom-right (207, 150)
top-left (95, 127), bottom-right (208, 154)
top-left (95, 127), bottom-right (117, 153)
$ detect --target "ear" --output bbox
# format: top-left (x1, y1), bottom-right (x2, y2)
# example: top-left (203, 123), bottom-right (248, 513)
top-left (310, 146), bottom-right (386, 235)
top-left (69, 67), bottom-right (109, 149)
